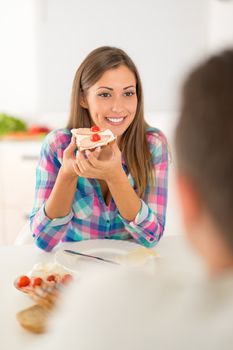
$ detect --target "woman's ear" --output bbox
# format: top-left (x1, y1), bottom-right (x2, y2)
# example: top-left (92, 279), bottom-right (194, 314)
top-left (80, 92), bottom-right (88, 109)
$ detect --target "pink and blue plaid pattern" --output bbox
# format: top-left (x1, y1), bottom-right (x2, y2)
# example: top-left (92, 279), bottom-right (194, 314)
top-left (30, 127), bottom-right (168, 251)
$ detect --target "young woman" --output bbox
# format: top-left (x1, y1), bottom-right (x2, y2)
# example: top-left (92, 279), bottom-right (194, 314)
top-left (30, 46), bottom-right (169, 251)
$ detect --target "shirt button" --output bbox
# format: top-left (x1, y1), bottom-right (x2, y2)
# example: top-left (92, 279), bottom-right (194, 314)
top-left (106, 219), bottom-right (110, 223)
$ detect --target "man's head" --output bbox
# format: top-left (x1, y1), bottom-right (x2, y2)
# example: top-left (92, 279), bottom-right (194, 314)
top-left (175, 50), bottom-right (233, 270)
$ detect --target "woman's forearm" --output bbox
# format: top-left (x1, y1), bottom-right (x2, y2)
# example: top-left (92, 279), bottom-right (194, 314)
top-left (107, 171), bottom-right (141, 221)
top-left (45, 167), bottom-right (78, 219)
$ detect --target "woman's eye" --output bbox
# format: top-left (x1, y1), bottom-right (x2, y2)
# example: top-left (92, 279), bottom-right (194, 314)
top-left (98, 92), bottom-right (111, 98)
top-left (124, 91), bottom-right (135, 97)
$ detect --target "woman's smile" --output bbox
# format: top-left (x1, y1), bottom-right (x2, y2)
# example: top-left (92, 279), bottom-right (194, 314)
top-left (105, 116), bottom-right (127, 126)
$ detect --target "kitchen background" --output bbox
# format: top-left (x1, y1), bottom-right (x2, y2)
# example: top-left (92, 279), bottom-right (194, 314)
top-left (0, 0), bottom-right (232, 244)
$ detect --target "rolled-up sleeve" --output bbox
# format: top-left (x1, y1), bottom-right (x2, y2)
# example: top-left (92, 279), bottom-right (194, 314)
top-left (30, 130), bottom-right (72, 251)
top-left (118, 131), bottom-right (169, 248)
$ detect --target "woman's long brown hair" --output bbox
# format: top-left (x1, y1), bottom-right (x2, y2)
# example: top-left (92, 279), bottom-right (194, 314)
top-left (67, 46), bottom-right (153, 197)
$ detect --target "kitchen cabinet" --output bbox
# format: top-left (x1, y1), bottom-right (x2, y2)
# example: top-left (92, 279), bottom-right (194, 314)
top-left (0, 141), bottom-right (42, 244)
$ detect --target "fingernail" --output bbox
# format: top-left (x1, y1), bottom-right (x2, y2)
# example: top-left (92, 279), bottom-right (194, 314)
top-left (96, 147), bottom-right (101, 152)
top-left (85, 150), bottom-right (90, 157)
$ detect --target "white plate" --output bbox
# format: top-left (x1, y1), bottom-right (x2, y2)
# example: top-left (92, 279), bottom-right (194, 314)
top-left (54, 239), bottom-right (143, 273)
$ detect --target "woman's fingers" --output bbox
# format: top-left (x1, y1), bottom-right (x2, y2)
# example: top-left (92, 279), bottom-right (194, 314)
top-left (110, 141), bottom-right (120, 155)
top-left (76, 150), bottom-right (99, 173)
top-left (85, 149), bottom-right (101, 167)
top-left (93, 147), bottom-right (101, 157)
top-left (76, 151), bottom-right (87, 173)
top-left (64, 136), bottom-right (77, 158)
top-left (75, 146), bottom-right (114, 179)
top-left (73, 161), bottom-right (81, 176)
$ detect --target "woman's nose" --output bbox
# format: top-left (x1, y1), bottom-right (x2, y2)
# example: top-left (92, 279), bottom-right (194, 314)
top-left (111, 97), bottom-right (124, 113)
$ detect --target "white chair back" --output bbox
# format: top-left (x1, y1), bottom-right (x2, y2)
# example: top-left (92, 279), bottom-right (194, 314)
top-left (14, 221), bottom-right (34, 245)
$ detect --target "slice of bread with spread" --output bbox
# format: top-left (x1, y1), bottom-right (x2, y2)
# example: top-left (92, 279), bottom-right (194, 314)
top-left (71, 126), bottom-right (116, 151)
top-left (16, 304), bottom-right (49, 334)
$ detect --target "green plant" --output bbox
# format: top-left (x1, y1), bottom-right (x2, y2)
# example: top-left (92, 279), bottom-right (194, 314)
top-left (0, 113), bottom-right (27, 135)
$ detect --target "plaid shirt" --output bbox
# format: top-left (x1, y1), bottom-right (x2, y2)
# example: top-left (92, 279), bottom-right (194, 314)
top-left (30, 127), bottom-right (168, 251)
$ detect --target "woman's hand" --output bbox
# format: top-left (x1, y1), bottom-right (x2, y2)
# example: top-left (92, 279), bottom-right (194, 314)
top-left (73, 141), bottom-right (124, 182)
top-left (60, 136), bottom-right (78, 179)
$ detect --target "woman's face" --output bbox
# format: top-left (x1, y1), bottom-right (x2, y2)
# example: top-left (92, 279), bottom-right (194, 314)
top-left (82, 65), bottom-right (138, 136)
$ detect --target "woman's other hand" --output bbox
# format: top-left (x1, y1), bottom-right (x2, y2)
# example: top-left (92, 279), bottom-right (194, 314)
top-left (73, 141), bottom-right (124, 181)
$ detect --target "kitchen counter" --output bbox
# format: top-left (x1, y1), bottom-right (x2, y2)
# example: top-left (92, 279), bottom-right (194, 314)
top-left (0, 134), bottom-right (46, 142)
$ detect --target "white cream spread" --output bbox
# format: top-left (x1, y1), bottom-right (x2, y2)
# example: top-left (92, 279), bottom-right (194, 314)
top-left (71, 128), bottom-right (116, 150)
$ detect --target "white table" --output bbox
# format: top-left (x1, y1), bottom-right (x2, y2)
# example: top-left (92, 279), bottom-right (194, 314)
top-left (0, 236), bottom-right (201, 349)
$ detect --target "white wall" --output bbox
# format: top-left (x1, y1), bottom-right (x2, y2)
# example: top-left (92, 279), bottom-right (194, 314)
top-left (0, 0), bottom-right (38, 117)
top-left (1, 0), bottom-right (232, 124)
top-left (207, 0), bottom-right (233, 54)
top-left (35, 0), bottom-right (209, 127)
top-left (1, 0), bottom-right (210, 127)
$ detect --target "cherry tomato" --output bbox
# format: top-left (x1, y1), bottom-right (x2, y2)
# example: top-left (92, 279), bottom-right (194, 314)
top-left (91, 133), bottom-right (101, 142)
top-left (32, 277), bottom-right (43, 288)
top-left (90, 125), bottom-right (100, 132)
top-left (47, 274), bottom-right (56, 282)
top-left (61, 274), bottom-right (73, 284)
top-left (17, 275), bottom-right (31, 288)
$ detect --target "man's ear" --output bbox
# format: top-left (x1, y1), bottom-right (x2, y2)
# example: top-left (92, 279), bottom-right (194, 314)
top-left (176, 173), bottom-right (202, 228)
top-left (80, 92), bottom-right (88, 109)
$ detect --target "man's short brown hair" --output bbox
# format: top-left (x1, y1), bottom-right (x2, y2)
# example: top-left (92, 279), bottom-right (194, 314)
top-left (175, 50), bottom-right (233, 249)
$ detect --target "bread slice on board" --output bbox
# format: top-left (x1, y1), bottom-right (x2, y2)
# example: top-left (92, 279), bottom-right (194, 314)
top-left (16, 304), bottom-right (49, 334)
